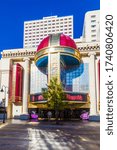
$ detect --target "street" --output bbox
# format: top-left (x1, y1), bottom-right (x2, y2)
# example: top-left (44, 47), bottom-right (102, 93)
top-left (0, 119), bottom-right (100, 150)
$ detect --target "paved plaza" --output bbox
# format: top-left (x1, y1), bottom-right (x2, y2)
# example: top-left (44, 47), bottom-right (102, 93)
top-left (0, 119), bottom-right (100, 150)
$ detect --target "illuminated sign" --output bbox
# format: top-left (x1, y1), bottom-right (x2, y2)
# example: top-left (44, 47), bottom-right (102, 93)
top-left (30, 92), bottom-right (88, 103)
top-left (30, 93), bottom-right (46, 102)
top-left (65, 92), bottom-right (88, 102)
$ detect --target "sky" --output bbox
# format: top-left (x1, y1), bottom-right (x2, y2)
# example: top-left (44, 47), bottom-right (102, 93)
top-left (0, 0), bottom-right (100, 52)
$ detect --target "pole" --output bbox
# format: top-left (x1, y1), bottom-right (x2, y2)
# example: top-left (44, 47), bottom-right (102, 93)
top-left (0, 85), bottom-right (8, 123)
top-left (3, 99), bottom-right (5, 123)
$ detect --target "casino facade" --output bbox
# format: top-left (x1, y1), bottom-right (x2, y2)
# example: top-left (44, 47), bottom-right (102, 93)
top-left (0, 33), bottom-right (100, 119)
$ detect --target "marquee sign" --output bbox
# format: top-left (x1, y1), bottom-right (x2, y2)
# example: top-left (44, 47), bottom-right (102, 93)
top-left (30, 93), bottom-right (46, 102)
top-left (30, 92), bottom-right (88, 103)
top-left (65, 92), bottom-right (88, 102)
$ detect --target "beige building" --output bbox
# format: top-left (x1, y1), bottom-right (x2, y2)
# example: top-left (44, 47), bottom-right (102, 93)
top-left (0, 40), bottom-right (100, 119)
top-left (0, 10), bottom-right (100, 120)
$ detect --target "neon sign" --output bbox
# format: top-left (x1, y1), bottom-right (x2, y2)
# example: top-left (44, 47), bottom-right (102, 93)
top-left (30, 92), bottom-right (88, 102)
top-left (66, 94), bottom-right (83, 101)
top-left (65, 92), bottom-right (87, 101)
top-left (30, 94), bottom-right (46, 102)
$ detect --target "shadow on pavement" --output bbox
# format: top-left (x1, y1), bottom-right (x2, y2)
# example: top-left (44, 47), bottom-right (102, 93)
top-left (0, 119), bottom-right (100, 150)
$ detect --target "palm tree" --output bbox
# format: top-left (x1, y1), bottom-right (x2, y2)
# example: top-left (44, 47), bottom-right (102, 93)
top-left (42, 77), bottom-right (67, 124)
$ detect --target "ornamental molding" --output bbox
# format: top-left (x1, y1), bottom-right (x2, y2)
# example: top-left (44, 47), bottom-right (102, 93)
top-left (1, 50), bottom-right (36, 59)
top-left (78, 44), bottom-right (100, 52)
top-left (1, 43), bottom-right (100, 58)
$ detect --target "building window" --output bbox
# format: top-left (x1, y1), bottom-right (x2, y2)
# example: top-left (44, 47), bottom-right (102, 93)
top-left (64, 63), bottom-right (89, 92)
top-left (91, 34), bottom-right (96, 37)
top-left (91, 25), bottom-right (96, 28)
top-left (91, 39), bottom-right (96, 42)
top-left (91, 20), bottom-right (96, 23)
top-left (91, 15), bottom-right (96, 18)
top-left (91, 29), bottom-right (96, 32)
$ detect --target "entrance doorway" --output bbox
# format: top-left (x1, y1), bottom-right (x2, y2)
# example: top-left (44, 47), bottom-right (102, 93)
top-left (28, 108), bottom-right (89, 120)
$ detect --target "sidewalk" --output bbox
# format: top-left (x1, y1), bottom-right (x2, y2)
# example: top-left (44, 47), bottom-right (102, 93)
top-left (1, 118), bottom-right (99, 131)
top-left (0, 118), bottom-right (100, 150)
top-left (36, 119), bottom-right (100, 130)
top-left (0, 118), bottom-right (100, 132)
top-left (38, 118), bottom-right (100, 126)
top-left (1, 118), bottom-right (100, 124)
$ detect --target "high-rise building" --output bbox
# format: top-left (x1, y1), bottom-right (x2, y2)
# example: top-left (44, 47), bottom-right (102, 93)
top-left (82, 10), bottom-right (100, 42)
top-left (23, 15), bottom-right (73, 48)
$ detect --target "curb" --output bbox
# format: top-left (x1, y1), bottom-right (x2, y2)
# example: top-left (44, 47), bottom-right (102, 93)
top-left (0, 122), bottom-right (8, 129)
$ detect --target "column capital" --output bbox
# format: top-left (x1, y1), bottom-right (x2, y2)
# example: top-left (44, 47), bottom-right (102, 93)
top-left (23, 57), bottom-right (30, 61)
top-left (88, 52), bottom-right (96, 57)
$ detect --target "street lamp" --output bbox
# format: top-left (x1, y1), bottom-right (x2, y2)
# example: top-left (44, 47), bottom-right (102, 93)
top-left (0, 85), bottom-right (8, 123)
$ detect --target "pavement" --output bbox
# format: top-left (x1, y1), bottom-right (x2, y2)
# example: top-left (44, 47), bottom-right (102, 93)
top-left (0, 119), bottom-right (100, 150)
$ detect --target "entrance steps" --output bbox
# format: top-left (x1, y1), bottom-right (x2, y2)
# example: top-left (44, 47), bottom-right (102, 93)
top-left (20, 114), bottom-right (29, 120)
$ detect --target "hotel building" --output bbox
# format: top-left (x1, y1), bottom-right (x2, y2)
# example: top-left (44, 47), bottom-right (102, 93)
top-left (24, 15), bottom-right (73, 48)
top-left (82, 10), bottom-right (100, 42)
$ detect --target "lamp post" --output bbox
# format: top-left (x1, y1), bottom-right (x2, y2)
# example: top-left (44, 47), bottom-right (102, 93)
top-left (0, 85), bottom-right (8, 123)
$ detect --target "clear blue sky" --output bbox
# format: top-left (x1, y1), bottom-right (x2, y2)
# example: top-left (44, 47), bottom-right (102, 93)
top-left (0, 0), bottom-right (100, 51)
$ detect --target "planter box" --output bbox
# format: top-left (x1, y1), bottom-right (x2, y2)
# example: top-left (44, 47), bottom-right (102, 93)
top-left (0, 113), bottom-right (7, 119)
top-left (89, 115), bottom-right (100, 122)
top-left (20, 114), bottom-right (29, 120)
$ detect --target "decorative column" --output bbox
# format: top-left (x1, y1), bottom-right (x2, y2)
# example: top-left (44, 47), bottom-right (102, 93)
top-left (22, 57), bottom-right (30, 115)
top-left (48, 51), bottom-right (60, 84)
top-left (88, 52), bottom-right (97, 116)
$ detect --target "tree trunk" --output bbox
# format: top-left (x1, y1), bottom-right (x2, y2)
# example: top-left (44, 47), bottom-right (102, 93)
top-left (55, 110), bottom-right (59, 124)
